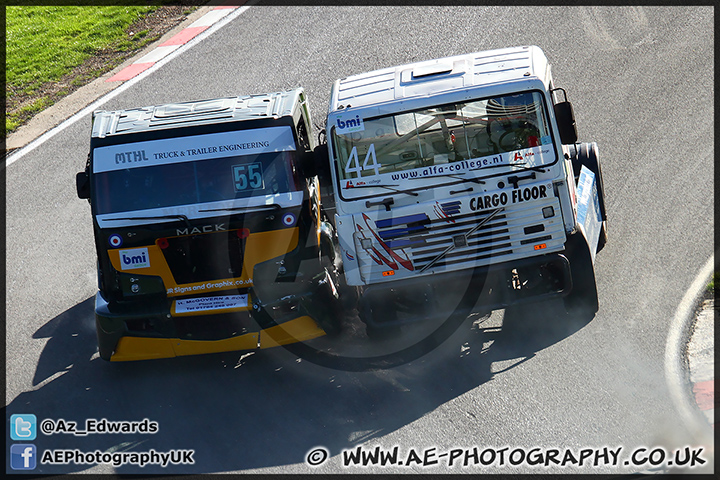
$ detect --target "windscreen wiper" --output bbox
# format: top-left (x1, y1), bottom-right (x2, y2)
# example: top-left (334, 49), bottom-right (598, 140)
top-left (408, 173), bottom-right (485, 185)
top-left (104, 214), bottom-right (192, 228)
top-left (345, 183), bottom-right (419, 197)
top-left (466, 161), bottom-right (546, 172)
top-left (511, 162), bottom-right (547, 173)
top-left (198, 204), bottom-right (281, 213)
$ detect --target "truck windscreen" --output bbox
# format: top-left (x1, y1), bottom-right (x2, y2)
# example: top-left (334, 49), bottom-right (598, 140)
top-left (93, 150), bottom-right (300, 215)
top-left (332, 91), bottom-right (556, 192)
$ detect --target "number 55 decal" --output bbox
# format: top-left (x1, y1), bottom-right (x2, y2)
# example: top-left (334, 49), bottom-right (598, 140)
top-left (233, 163), bottom-right (264, 191)
top-left (345, 144), bottom-right (381, 178)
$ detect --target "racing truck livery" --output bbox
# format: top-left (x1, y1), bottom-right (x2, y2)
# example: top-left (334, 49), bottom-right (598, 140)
top-left (77, 89), bottom-right (340, 361)
top-left (323, 46), bottom-right (607, 334)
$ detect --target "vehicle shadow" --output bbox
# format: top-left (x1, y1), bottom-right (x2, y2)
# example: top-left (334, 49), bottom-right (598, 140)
top-left (7, 296), bottom-right (593, 474)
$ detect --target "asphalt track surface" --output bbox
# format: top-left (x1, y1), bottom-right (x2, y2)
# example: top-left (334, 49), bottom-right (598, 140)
top-left (5, 5), bottom-right (714, 475)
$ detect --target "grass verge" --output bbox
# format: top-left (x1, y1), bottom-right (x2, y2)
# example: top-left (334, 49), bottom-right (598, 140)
top-left (707, 272), bottom-right (718, 294)
top-left (5, 5), bottom-right (201, 136)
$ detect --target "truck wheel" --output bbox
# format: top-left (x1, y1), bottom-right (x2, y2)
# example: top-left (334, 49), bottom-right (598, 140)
top-left (96, 318), bottom-right (117, 361)
top-left (297, 263), bottom-right (343, 337)
top-left (358, 293), bottom-right (401, 339)
top-left (313, 269), bottom-right (343, 336)
top-left (338, 283), bottom-right (359, 310)
top-left (563, 231), bottom-right (599, 316)
top-left (571, 142), bottom-right (608, 253)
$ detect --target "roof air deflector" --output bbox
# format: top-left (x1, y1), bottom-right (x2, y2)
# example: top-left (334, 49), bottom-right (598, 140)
top-left (412, 63), bottom-right (454, 79)
top-left (153, 98), bottom-right (233, 118)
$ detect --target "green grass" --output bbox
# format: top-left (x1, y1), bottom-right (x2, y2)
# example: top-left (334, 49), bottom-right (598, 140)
top-left (708, 272), bottom-right (718, 293)
top-left (5, 5), bottom-right (161, 134)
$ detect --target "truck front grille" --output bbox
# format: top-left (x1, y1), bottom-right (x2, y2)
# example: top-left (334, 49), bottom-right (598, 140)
top-left (357, 196), bottom-right (565, 281)
top-left (162, 230), bottom-right (244, 284)
top-left (408, 207), bottom-right (513, 272)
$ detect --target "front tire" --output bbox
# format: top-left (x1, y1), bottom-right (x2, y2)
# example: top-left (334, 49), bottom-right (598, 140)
top-left (358, 291), bottom-right (401, 339)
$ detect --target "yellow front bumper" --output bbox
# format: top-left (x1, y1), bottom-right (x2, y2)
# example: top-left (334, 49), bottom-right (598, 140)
top-left (109, 315), bottom-right (325, 362)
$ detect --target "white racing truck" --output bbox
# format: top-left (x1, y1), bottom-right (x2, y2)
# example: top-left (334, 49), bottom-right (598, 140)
top-left (322, 46), bottom-right (607, 335)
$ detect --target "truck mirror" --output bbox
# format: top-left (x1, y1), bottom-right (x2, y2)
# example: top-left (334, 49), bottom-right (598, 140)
top-left (312, 143), bottom-right (331, 183)
top-left (76, 171), bottom-right (90, 199)
top-left (299, 150), bottom-right (317, 179)
top-left (553, 101), bottom-right (578, 145)
top-left (551, 87), bottom-right (579, 145)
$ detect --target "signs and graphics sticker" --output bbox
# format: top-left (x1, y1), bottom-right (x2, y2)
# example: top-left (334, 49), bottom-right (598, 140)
top-left (108, 234), bottom-right (123, 248)
top-left (175, 295), bottom-right (248, 314)
top-left (119, 248), bottom-right (150, 270)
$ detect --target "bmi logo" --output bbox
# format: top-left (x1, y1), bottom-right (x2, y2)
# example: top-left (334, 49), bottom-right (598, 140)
top-left (335, 114), bottom-right (364, 134)
top-left (119, 247), bottom-right (150, 270)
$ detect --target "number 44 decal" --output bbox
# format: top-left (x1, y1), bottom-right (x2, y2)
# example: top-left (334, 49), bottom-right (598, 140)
top-left (344, 144), bottom-right (381, 178)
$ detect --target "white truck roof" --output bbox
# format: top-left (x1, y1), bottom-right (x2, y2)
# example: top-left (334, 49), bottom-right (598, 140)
top-left (92, 89), bottom-right (304, 138)
top-left (329, 46), bottom-right (550, 113)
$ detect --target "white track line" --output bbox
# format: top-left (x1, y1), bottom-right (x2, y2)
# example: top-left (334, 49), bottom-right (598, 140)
top-left (3, 5), bottom-right (252, 170)
top-left (664, 252), bottom-right (715, 446)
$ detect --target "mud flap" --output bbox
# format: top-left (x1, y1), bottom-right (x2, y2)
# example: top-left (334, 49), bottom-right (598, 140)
top-left (563, 229), bottom-right (599, 316)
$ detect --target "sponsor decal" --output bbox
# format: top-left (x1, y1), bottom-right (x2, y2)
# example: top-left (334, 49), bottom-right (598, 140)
top-left (576, 166), bottom-right (602, 260)
top-left (175, 295), bottom-right (248, 313)
top-left (469, 184), bottom-right (549, 211)
top-left (344, 178), bottom-right (385, 188)
top-left (345, 144), bottom-right (380, 177)
top-left (119, 248), bottom-right (150, 270)
top-left (166, 279), bottom-right (252, 295)
top-left (334, 114), bottom-right (365, 134)
top-left (282, 212), bottom-right (297, 227)
top-left (108, 234), bottom-right (123, 248)
top-left (93, 127), bottom-right (296, 173)
top-left (434, 201), bottom-right (461, 223)
top-left (356, 213), bottom-right (415, 272)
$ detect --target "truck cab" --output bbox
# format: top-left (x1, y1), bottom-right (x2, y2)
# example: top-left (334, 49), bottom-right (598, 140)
top-left (77, 89), bottom-right (341, 361)
top-left (324, 46), bottom-right (607, 333)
